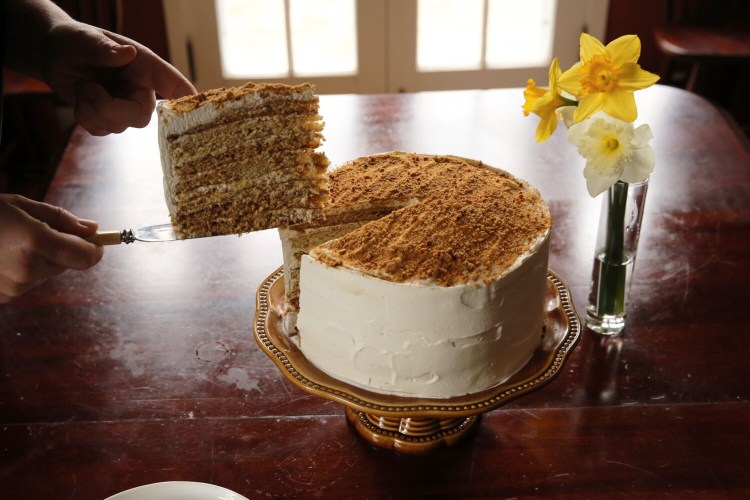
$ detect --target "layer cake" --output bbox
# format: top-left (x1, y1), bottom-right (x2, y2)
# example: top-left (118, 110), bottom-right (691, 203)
top-left (281, 152), bottom-right (552, 398)
top-left (157, 82), bottom-right (329, 238)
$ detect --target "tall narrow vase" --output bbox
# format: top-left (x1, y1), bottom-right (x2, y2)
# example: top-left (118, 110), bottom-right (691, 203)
top-left (586, 179), bottom-right (649, 336)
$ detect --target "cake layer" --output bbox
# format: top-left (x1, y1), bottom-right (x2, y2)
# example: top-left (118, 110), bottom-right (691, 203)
top-left (157, 82), bottom-right (329, 238)
top-left (160, 82), bottom-right (319, 136)
top-left (166, 114), bottom-right (323, 171)
top-left (163, 102), bottom-right (321, 141)
top-left (172, 205), bottom-right (321, 236)
top-left (168, 153), bottom-right (328, 197)
top-left (175, 180), bottom-right (330, 216)
top-left (169, 149), bottom-right (328, 195)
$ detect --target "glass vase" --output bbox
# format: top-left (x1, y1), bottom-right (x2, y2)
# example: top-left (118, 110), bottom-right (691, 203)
top-left (586, 179), bottom-right (649, 336)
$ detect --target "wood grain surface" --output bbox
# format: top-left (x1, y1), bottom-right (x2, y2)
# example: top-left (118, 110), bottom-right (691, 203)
top-left (1, 85), bottom-right (749, 498)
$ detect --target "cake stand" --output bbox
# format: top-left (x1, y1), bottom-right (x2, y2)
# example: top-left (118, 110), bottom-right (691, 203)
top-left (253, 267), bottom-right (580, 454)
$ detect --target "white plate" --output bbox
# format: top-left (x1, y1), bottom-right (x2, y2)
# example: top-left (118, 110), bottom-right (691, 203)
top-left (105, 481), bottom-right (249, 500)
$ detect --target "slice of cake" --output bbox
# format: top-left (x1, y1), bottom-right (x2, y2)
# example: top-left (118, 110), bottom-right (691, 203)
top-left (281, 152), bottom-right (552, 399)
top-left (157, 82), bottom-right (329, 238)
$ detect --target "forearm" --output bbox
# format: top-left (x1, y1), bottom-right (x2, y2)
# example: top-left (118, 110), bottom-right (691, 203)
top-left (3, 0), bottom-right (73, 79)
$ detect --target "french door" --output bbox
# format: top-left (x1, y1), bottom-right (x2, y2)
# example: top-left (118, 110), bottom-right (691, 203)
top-left (163, 0), bottom-right (609, 94)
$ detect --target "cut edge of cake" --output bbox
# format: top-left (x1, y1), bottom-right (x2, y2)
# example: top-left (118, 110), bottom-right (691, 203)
top-left (157, 82), bottom-right (330, 239)
top-left (279, 151), bottom-right (551, 333)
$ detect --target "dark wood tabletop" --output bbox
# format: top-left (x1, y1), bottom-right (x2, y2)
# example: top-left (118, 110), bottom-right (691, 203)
top-left (1, 85), bottom-right (749, 498)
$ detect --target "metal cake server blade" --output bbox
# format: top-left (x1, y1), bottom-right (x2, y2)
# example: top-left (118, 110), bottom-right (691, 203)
top-left (86, 223), bottom-right (179, 245)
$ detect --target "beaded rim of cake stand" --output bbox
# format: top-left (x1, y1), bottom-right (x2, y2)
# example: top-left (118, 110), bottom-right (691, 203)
top-left (254, 266), bottom-right (581, 418)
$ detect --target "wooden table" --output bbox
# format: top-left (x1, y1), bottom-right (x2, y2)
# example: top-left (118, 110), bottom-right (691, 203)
top-left (1, 85), bottom-right (749, 498)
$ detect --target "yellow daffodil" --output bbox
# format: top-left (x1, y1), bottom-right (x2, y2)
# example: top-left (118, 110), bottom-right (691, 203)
top-left (566, 112), bottom-right (655, 196)
top-left (559, 33), bottom-right (660, 123)
top-left (523, 58), bottom-right (574, 142)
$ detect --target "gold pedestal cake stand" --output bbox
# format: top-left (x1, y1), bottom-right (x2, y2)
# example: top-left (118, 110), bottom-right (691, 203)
top-left (254, 267), bottom-right (580, 454)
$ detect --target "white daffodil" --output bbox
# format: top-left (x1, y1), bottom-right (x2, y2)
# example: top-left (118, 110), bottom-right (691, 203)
top-left (566, 112), bottom-right (655, 197)
top-left (556, 106), bottom-right (577, 129)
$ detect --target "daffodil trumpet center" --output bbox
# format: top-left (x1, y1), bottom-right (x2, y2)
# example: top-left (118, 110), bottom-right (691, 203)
top-left (581, 54), bottom-right (619, 94)
top-left (576, 118), bottom-right (634, 175)
top-left (603, 136), bottom-right (620, 154)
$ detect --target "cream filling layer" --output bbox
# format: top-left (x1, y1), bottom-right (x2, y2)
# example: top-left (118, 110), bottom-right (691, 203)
top-left (295, 233), bottom-right (550, 398)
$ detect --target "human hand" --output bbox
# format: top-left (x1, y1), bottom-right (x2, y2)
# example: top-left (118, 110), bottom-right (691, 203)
top-left (40, 20), bottom-right (196, 136)
top-left (0, 194), bottom-right (103, 303)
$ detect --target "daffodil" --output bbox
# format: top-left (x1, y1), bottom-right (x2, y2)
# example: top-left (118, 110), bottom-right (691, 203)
top-left (523, 58), bottom-right (575, 142)
top-left (566, 112), bottom-right (655, 197)
top-left (559, 33), bottom-right (660, 124)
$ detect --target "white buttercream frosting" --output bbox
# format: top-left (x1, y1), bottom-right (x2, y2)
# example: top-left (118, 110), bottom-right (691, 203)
top-left (296, 232), bottom-right (550, 398)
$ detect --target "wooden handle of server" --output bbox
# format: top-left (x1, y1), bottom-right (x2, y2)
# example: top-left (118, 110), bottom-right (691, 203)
top-left (86, 231), bottom-right (123, 246)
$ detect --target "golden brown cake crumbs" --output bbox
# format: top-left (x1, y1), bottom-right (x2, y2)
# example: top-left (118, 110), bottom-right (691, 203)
top-left (167, 82), bottom-right (316, 113)
top-left (313, 153), bottom-right (551, 286)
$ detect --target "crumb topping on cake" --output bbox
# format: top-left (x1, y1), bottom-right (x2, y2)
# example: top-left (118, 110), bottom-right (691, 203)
top-left (166, 82), bottom-right (316, 113)
top-left (314, 153), bottom-right (551, 286)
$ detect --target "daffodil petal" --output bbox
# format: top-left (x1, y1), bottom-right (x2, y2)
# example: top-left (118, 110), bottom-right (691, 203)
top-left (632, 124), bottom-right (653, 147)
top-left (535, 108), bottom-right (559, 142)
top-left (565, 116), bottom-right (588, 145)
top-left (557, 106), bottom-right (577, 129)
top-left (549, 57), bottom-right (561, 90)
top-left (607, 35), bottom-right (641, 65)
top-left (617, 63), bottom-right (660, 90)
top-left (619, 145), bottom-right (655, 183)
top-left (602, 89), bottom-right (637, 122)
top-left (573, 92), bottom-right (607, 122)
top-left (580, 33), bottom-right (606, 61)
top-left (584, 164), bottom-right (619, 197)
top-left (558, 63), bottom-right (583, 96)
top-left (523, 84), bottom-right (548, 115)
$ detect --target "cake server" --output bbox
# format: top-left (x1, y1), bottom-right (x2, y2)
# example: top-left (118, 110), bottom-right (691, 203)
top-left (86, 223), bottom-right (179, 245)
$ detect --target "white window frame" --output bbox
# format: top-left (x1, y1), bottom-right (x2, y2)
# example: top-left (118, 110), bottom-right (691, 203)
top-left (163, 0), bottom-right (386, 93)
top-left (163, 0), bottom-right (609, 94)
top-left (387, 0), bottom-right (609, 92)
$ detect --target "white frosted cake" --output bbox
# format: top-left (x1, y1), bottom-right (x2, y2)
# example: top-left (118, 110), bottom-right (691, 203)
top-left (283, 152), bottom-right (551, 399)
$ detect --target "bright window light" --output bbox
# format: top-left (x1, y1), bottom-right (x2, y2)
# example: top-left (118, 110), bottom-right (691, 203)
top-left (216, 0), bottom-right (357, 79)
top-left (217, 0), bottom-right (288, 78)
top-left (417, 0), bottom-right (483, 71)
top-left (417, 0), bottom-right (556, 72)
top-left (486, 0), bottom-right (556, 69)
top-left (290, 0), bottom-right (357, 76)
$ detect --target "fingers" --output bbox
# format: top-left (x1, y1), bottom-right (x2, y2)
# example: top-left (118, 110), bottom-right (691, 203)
top-left (0, 195), bottom-right (103, 302)
top-left (86, 33), bottom-right (138, 69)
top-left (44, 22), bottom-right (195, 135)
top-left (145, 58), bottom-right (198, 99)
top-left (13, 196), bottom-right (99, 238)
top-left (11, 197), bottom-right (103, 270)
top-left (103, 30), bottom-right (197, 99)
top-left (75, 82), bottom-right (156, 135)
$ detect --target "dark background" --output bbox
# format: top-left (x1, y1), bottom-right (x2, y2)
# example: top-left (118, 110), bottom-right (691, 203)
top-left (2, 0), bottom-right (748, 200)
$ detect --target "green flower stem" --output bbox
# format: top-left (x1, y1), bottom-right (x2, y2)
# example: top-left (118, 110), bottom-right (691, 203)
top-left (597, 181), bottom-right (628, 316)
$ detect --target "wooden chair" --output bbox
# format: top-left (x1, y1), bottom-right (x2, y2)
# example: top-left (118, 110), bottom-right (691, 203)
top-left (654, 0), bottom-right (750, 92)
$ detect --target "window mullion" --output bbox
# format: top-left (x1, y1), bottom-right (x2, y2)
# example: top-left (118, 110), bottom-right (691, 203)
top-left (481, 0), bottom-right (489, 70)
top-left (284, 0), bottom-right (294, 77)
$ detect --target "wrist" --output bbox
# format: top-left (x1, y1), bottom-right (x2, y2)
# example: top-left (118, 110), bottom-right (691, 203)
top-left (4, 0), bottom-right (73, 79)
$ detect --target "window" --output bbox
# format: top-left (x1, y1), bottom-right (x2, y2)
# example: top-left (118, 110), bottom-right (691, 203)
top-left (216, 0), bottom-right (358, 78)
top-left (163, 0), bottom-right (609, 93)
